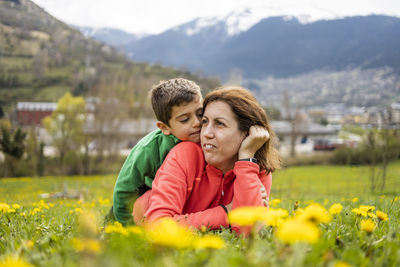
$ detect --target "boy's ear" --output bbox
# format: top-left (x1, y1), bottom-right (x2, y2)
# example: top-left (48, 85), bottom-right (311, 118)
top-left (156, 121), bottom-right (171, 135)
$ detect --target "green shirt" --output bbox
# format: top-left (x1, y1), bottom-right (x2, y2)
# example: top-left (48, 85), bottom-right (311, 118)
top-left (112, 129), bottom-right (180, 225)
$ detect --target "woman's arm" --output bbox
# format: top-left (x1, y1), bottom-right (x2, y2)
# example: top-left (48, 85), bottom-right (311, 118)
top-left (144, 142), bottom-right (229, 229)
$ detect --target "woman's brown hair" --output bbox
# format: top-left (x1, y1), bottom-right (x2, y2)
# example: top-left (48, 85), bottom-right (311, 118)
top-left (203, 86), bottom-right (281, 173)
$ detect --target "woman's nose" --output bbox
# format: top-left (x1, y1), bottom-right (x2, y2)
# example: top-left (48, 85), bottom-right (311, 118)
top-left (201, 124), bottom-right (214, 139)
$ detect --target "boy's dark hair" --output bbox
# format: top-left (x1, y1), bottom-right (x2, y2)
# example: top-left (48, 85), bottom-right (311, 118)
top-left (150, 78), bottom-right (201, 125)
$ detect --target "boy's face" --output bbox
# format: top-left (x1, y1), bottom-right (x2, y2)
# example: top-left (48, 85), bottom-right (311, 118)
top-left (157, 96), bottom-right (203, 143)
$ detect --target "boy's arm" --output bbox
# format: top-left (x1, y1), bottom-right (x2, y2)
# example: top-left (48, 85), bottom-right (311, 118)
top-left (113, 147), bottom-right (157, 226)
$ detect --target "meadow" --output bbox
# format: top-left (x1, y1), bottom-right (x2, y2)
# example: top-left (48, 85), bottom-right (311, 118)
top-left (1, 162), bottom-right (399, 267)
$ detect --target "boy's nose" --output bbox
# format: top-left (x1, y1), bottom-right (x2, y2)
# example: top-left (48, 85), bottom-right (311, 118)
top-left (193, 117), bottom-right (201, 128)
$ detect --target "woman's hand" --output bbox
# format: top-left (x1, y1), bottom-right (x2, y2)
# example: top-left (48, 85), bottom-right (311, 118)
top-left (238, 126), bottom-right (270, 159)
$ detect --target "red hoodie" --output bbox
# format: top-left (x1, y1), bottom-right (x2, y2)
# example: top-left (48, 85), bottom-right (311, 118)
top-left (134, 142), bottom-right (272, 229)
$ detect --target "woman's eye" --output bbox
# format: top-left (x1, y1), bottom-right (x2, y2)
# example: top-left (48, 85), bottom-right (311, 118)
top-left (216, 120), bottom-right (225, 126)
top-left (201, 118), bottom-right (208, 125)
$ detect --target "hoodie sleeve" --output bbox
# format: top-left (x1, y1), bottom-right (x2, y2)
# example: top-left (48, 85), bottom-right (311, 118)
top-left (232, 161), bottom-right (269, 209)
top-left (144, 142), bottom-right (229, 229)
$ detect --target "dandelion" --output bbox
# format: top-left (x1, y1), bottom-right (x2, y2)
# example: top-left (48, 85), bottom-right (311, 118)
top-left (297, 204), bottom-right (331, 224)
top-left (270, 199), bottom-right (281, 207)
top-left (276, 218), bottom-right (320, 244)
top-left (334, 261), bottom-right (352, 267)
top-left (193, 235), bottom-right (225, 250)
top-left (228, 206), bottom-right (269, 226)
top-left (329, 203), bottom-right (343, 215)
top-left (0, 255), bottom-right (33, 267)
top-left (126, 226), bottom-right (144, 235)
top-left (376, 210), bottom-right (388, 222)
top-left (12, 204), bottom-right (20, 210)
top-left (351, 208), bottom-right (367, 217)
top-left (71, 238), bottom-right (101, 254)
top-left (264, 208), bottom-right (289, 227)
top-left (7, 209), bottom-right (15, 214)
top-left (360, 219), bottom-right (375, 234)
top-left (0, 203), bottom-right (10, 213)
top-left (359, 205), bottom-right (375, 213)
top-left (351, 197), bottom-right (359, 203)
top-left (294, 208), bottom-right (305, 216)
top-left (104, 223), bottom-right (128, 236)
top-left (146, 218), bottom-right (194, 249)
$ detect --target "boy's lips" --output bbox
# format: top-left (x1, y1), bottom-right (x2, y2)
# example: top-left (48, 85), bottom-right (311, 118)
top-left (190, 130), bottom-right (200, 136)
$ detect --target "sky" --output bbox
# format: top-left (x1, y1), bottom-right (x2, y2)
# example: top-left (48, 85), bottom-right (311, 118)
top-left (31, 0), bottom-right (400, 35)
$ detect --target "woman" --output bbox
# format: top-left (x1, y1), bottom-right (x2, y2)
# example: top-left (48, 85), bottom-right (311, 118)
top-left (135, 86), bottom-right (281, 229)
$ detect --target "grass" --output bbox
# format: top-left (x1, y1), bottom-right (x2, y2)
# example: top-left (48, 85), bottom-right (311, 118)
top-left (0, 163), bottom-right (399, 266)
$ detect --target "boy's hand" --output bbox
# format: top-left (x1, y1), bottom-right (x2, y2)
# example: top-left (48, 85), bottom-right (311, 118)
top-left (238, 126), bottom-right (270, 159)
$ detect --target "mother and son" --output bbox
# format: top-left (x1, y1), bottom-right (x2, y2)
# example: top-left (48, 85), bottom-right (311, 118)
top-left (108, 78), bottom-right (281, 230)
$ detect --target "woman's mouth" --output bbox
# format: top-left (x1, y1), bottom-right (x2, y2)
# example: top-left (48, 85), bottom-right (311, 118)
top-left (203, 143), bottom-right (216, 150)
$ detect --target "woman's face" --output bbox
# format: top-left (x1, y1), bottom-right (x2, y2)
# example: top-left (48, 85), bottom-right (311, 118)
top-left (201, 101), bottom-right (246, 173)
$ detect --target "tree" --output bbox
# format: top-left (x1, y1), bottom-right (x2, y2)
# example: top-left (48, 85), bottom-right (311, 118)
top-left (0, 120), bottom-right (27, 176)
top-left (43, 92), bottom-right (89, 174)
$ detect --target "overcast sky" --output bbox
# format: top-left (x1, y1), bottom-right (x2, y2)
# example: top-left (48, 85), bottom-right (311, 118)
top-left (31, 0), bottom-right (400, 34)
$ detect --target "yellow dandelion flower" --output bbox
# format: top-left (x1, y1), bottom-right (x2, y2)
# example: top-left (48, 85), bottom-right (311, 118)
top-left (146, 218), bottom-right (195, 249)
top-left (24, 240), bottom-right (34, 249)
top-left (276, 218), bottom-right (320, 244)
top-left (20, 212), bottom-right (26, 217)
top-left (0, 255), bottom-right (33, 267)
top-left (200, 225), bottom-right (207, 233)
top-left (359, 205), bottom-right (375, 213)
top-left (264, 208), bottom-right (289, 227)
top-left (334, 261), bottom-right (352, 267)
top-left (329, 203), bottom-right (343, 215)
top-left (75, 208), bottom-right (83, 214)
top-left (228, 206), bottom-right (269, 226)
top-left (351, 208), bottom-right (367, 217)
top-left (126, 226), bottom-right (144, 235)
top-left (376, 210), bottom-right (388, 221)
top-left (367, 212), bottom-right (377, 219)
top-left (104, 224), bottom-right (128, 236)
top-left (0, 203), bottom-right (10, 213)
top-left (351, 197), bottom-right (359, 203)
top-left (49, 203), bottom-right (54, 208)
top-left (294, 208), bottom-right (305, 216)
top-left (7, 209), bottom-right (15, 214)
top-left (12, 204), bottom-right (20, 210)
top-left (79, 210), bottom-right (98, 236)
top-left (394, 196), bottom-right (399, 202)
top-left (194, 235), bottom-right (225, 250)
top-left (360, 219), bottom-right (375, 234)
top-left (298, 204), bottom-right (331, 224)
top-left (71, 238), bottom-right (101, 254)
top-left (270, 199), bottom-right (281, 207)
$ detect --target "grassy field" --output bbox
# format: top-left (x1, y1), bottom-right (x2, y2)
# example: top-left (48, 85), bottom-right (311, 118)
top-left (0, 162), bottom-right (399, 266)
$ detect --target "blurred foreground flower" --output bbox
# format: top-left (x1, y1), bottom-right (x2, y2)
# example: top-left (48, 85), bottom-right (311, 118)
top-left (0, 255), bottom-right (33, 267)
top-left (193, 235), bottom-right (225, 250)
top-left (264, 208), bottom-right (289, 227)
top-left (146, 218), bottom-right (194, 249)
top-left (334, 261), bottom-right (352, 267)
top-left (228, 206), bottom-right (268, 226)
top-left (298, 204), bottom-right (331, 224)
top-left (329, 203), bottom-right (343, 215)
top-left (376, 210), bottom-right (388, 222)
top-left (71, 238), bottom-right (101, 254)
top-left (105, 222), bottom-right (128, 236)
top-left (0, 203), bottom-right (10, 213)
top-left (270, 199), bottom-right (281, 207)
top-left (276, 218), bottom-right (319, 244)
top-left (360, 219), bottom-right (375, 234)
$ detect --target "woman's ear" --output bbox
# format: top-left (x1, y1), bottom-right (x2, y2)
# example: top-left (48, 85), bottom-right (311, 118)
top-left (156, 121), bottom-right (171, 135)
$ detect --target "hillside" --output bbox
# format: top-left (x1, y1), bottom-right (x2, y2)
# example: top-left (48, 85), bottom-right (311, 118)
top-left (0, 0), bottom-right (220, 114)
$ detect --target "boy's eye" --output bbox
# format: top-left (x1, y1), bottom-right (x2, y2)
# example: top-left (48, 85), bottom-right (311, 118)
top-left (180, 118), bottom-right (189, 123)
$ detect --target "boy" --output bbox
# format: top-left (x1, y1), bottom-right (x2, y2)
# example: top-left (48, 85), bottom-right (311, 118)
top-left (110, 78), bottom-right (203, 226)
